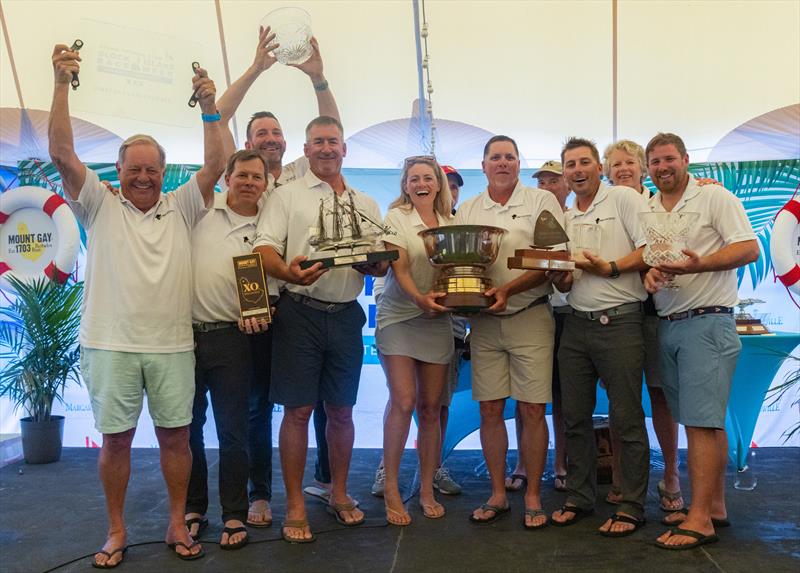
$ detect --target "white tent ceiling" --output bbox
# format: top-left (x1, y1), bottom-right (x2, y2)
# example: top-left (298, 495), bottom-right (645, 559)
top-left (1, 0), bottom-right (798, 168)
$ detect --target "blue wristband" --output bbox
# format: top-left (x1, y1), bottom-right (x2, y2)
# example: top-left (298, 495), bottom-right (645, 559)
top-left (201, 112), bottom-right (221, 122)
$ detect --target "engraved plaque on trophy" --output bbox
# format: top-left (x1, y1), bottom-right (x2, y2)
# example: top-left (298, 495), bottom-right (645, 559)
top-left (299, 191), bottom-right (399, 270)
top-left (233, 254), bottom-right (272, 322)
top-left (735, 298), bottom-right (770, 335)
top-left (419, 224), bottom-right (506, 312)
top-left (507, 210), bottom-right (575, 271)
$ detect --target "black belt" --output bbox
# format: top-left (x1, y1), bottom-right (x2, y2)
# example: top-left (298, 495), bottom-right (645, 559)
top-left (193, 321), bottom-right (237, 333)
top-left (286, 291), bottom-right (355, 313)
top-left (569, 301), bottom-right (642, 321)
top-left (661, 306), bottom-right (733, 321)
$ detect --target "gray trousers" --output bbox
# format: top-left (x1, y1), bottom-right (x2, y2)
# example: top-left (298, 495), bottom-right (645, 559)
top-left (558, 311), bottom-right (649, 519)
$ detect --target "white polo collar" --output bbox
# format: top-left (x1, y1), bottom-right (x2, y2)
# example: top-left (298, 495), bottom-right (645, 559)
top-left (480, 180), bottom-right (525, 211)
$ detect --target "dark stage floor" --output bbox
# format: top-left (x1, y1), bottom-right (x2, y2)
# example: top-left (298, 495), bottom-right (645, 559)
top-left (1, 447), bottom-right (798, 573)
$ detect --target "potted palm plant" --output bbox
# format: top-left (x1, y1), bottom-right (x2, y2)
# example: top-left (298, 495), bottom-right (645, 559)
top-left (0, 275), bottom-right (83, 463)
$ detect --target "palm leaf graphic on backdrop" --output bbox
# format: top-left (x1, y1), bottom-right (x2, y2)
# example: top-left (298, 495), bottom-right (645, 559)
top-left (646, 159), bottom-right (800, 289)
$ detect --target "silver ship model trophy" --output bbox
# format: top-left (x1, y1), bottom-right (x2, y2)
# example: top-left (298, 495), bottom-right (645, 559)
top-left (299, 191), bottom-right (399, 269)
top-left (735, 298), bottom-right (770, 335)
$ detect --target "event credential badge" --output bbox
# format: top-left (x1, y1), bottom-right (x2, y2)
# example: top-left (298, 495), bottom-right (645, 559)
top-left (233, 254), bottom-right (272, 323)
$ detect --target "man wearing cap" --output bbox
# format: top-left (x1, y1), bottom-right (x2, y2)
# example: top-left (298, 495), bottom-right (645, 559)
top-left (253, 115), bottom-right (387, 543)
top-left (216, 25), bottom-right (342, 526)
top-left (644, 133), bottom-right (757, 550)
top-left (550, 138), bottom-right (650, 537)
top-left (455, 136), bottom-right (564, 529)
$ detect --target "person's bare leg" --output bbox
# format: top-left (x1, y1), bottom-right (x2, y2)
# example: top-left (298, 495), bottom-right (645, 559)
top-left (439, 405), bottom-right (449, 460)
top-left (648, 386), bottom-right (682, 509)
top-left (380, 354), bottom-right (416, 524)
top-left (657, 426), bottom-right (724, 546)
top-left (326, 403), bottom-right (364, 524)
top-left (156, 425), bottom-right (202, 558)
top-left (280, 405), bottom-right (315, 541)
top-left (473, 399), bottom-right (509, 519)
top-left (519, 402), bottom-right (548, 527)
top-left (94, 428), bottom-right (136, 567)
top-left (505, 402), bottom-right (526, 490)
top-left (416, 361), bottom-right (448, 517)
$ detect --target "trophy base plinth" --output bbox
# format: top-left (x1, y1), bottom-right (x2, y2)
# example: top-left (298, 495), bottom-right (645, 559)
top-left (735, 318), bottom-right (770, 335)
top-left (437, 292), bottom-right (494, 313)
top-left (300, 249), bottom-right (399, 270)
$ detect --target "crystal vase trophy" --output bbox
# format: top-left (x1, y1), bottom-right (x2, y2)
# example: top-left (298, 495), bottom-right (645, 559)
top-left (419, 225), bottom-right (506, 312)
top-left (260, 7), bottom-right (314, 65)
top-left (639, 212), bottom-right (700, 288)
top-left (299, 192), bottom-right (398, 270)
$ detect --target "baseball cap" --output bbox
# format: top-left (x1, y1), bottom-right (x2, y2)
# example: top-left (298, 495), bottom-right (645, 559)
top-left (441, 165), bottom-right (464, 187)
top-left (532, 160), bottom-right (562, 177)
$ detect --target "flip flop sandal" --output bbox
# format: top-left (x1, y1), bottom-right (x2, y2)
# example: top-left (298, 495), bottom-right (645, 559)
top-left (554, 474), bottom-right (568, 492)
top-left (247, 503), bottom-right (273, 528)
top-left (327, 500), bottom-right (365, 526)
top-left (657, 480), bottom-right (685, 512)
top-left (92, 546), bottom-right (128, 569)
top-left (599, 513), bottom-right (646, 538)
top-left (524, 508), bottom-right (549, 530)
top-left (166, 540), bottom-right (205, 561)
top-left (551, 504), bottom-right (594, 527)
top-left (469, 503), bottom-right (511, 524)
top-left (420, 502), bottom-right (446, 519)
top-left (505, 474), bottom-right (528, 492)
top-left (281, 519), bottom-right (317, 543)
top-left (185, 516), bottom-right (208, 540)
top-left (660, 508), bottom-right (731, 528)
top-left (220, 526), bottom-right (249, 551)
top-left (386, 505), bottom-right (412, 526)
top-left (655, 527), bottom-right (719, 550)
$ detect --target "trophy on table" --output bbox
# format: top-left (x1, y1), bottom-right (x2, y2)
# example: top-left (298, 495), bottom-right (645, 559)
top-left (299, 191), bottom-right (399, 270)
top-left (639, 211), bottom-right (700, 289)
top-left (508, 210), bottom-right (575, 271)
top-left (260, 7), bottom-right (314, 65)
top-left (419, 225), bottom-right (506, 312)
top-left (735, 298), bottom-right (770, 335)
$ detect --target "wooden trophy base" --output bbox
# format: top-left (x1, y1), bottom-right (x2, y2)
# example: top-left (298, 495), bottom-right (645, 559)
top-left (300, 249), bottom-right (399, 270)
top-left (508, 249), bottom-right (575, 271)
top-left (437, 292), bottom-right (494, 313)
top-left (736, 318), bottom-right (770, 335)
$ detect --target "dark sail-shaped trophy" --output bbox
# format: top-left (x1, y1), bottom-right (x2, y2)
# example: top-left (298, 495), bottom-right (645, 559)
top-left (299, 191), bottom-right (399, 269)
top-left (419, 225), bottom-right (506, 312)
top-left (508, 210), bottom-right (575, 271)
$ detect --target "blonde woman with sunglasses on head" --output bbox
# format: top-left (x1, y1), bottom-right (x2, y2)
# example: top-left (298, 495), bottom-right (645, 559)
top-left (375, 156), bottom-right (454, 526)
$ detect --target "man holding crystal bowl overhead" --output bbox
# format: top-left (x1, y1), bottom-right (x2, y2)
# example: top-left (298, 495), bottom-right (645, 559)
top-left (454, 135), bottom-right (565, 530)
top-left (643, 133), bottom-right (758, 551)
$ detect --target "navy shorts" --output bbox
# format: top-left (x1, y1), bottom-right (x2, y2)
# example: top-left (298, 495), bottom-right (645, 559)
top-left (269, 294), bottom-right (366, 408)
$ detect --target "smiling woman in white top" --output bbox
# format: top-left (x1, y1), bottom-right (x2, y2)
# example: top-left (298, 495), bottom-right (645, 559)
top-left (375, 156), bottom-right (454, 526)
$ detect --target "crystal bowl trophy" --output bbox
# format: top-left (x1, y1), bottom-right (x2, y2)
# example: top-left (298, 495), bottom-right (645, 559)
top-left (508, 211), bottom-right (575, 271)
top-left (639, 211), bottom-right (700, 289)
top-left (735, 298), bottom-right (770, 335)
top-left (299, 191), bottom-right (399, 270)
top-left (260, 7), bottom-right (314, 65)
top-left (419, 225), bottom-right (506, 312)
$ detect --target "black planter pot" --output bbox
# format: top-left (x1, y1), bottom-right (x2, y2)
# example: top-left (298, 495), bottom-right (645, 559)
top-left (20, 415), bottom-right (65, 464)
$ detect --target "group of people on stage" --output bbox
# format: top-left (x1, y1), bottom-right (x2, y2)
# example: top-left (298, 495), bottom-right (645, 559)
top-left (48, 25), bottom-right (758, 569)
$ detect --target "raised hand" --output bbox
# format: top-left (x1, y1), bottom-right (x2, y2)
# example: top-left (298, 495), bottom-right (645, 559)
top-left (253, 26), bottom-right (279, 73)
top-left (290, 37), bottom-right (324, 81)
top-left (191, 67), bottom-right (217, 114)
top-left (52, 44), bottom-right (80, 86)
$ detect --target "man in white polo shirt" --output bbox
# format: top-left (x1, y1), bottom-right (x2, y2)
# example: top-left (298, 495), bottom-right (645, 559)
top-left (184, 150), bottom-right (274, 551)
top-left (253, 116), bottom-right (386, 543)
top-left (455, 135), bottom-right (564, 530)
top-left (215, 27), bottom-right (343, 525)
top-left (549, 138), bottom-right (650, 538)
top-left (49, 45), bottom-right (224, 565)
top-left (644, 133), bottom-right (758, 550)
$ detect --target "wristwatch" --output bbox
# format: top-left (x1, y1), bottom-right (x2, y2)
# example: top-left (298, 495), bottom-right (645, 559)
top-left (608, 261), bottom-right (620, 279)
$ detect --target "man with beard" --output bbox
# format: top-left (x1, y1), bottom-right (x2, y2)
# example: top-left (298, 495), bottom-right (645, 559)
top-left (644, 133), bottom-right (757, 550)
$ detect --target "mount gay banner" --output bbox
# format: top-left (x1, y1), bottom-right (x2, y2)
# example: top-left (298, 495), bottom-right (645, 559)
top-left (1, 158), bottom-right (798, 451)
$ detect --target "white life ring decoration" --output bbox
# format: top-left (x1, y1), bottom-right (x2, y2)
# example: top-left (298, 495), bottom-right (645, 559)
top-left (770, 197), bottom-right (800, 295)
top-left (0, 185), bottom-right (80, 290)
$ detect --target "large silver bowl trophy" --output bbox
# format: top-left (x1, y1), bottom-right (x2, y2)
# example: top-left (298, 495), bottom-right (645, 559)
top-left (419, 225), bottom-right (506, 312)
top-left (639, 211), bottom-right (700, 289)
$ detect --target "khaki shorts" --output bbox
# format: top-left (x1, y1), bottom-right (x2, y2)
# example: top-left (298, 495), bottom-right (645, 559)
top-left (469, 303), bottom-right (554, 403)
top-left (81, 347), bottom-right (195, 434)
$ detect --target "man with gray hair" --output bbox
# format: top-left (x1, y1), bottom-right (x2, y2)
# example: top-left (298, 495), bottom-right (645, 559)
top-left (49, 44), bottom-right (224, 566)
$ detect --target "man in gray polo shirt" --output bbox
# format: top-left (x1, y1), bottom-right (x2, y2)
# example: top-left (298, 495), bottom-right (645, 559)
top-left (550, 137), bottom-right (650, 538)
top-left (49, 44), bottom-right (224, 565)
top-left (253, 116), bottom-right (386, 543)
